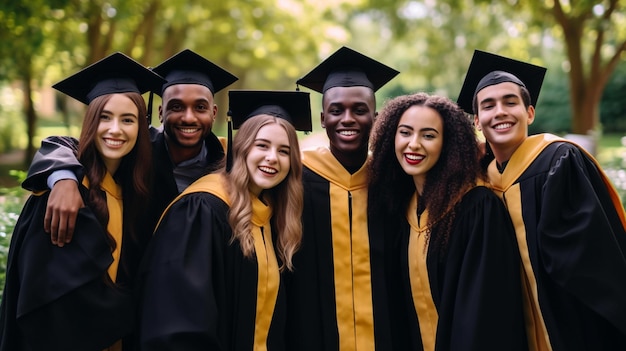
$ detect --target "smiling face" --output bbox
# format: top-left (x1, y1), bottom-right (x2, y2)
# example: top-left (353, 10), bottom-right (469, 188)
top-left (395, 105), bottom-right (443, 194)
top-left (95, 93), bottom-right (139, 173)
top-left (474, 82), bottom-right (535, 164)
top-left (321, 86), bottom-right (375, 170)
top-left (246, 122), bottom-right (292, 196)
top-left (160, 83), bottom-right (218, 163)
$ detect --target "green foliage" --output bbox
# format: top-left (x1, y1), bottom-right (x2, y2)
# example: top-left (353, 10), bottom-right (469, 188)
top-left (530, 68), bottom-right (572, 135)
top-left (601, 62), bottom-right (626, 133)
top-left (0, 170), bottom-right (28, 298)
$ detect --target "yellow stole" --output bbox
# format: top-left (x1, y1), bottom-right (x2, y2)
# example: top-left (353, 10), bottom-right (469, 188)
top-left (82, 172), bottom-right (123, 282)
top-left (487, 134), bottom-right (626, 351)
top-left (168, 173), bottom-right (279, 351)
top-left (303, 147), bottom-right (374, 351)
top-left (406, 192), bottom-right (438, 351)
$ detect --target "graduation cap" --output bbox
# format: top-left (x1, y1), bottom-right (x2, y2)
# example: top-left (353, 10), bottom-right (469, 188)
top-left (225, 90), bottom-right (312, 171)
top-left (296, 46), bottom-right (399, 93)
top-left (457, 50), bottom-right (547, 115)
top-left (151, 49), bottom-right (238, 97)
top-left (52, 52), bottom-right (165, 105)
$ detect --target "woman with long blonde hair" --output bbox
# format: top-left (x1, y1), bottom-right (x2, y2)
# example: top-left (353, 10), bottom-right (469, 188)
top-left (139, 91), bottom-right (309, 350)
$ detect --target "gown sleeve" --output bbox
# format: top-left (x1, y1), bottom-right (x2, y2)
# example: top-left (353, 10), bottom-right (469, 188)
top-left (434, 186), bottom-right (527, 351)
top-left (539, 143), bottom-right (626, 335)
top-left (22, 136), bottom-right (83, 191)
top-left (138, 192), bottom-right (232, 351)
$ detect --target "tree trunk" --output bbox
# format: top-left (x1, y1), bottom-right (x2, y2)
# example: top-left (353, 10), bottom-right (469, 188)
top-left (22, 65), bottom-right (37, 168)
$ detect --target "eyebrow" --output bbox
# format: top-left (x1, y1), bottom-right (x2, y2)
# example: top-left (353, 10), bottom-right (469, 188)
top-left (398, 124), bottom-right (440, 134)
top-left (255, 138), bottom-right (291, 149)
top-left (479, 93), bottom-right (520, 105)
top-left (102, 110), bottom-right (138, 118)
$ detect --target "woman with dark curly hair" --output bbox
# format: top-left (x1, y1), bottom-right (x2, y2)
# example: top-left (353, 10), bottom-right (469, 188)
top-left (368, 92), bottom-right (526, 351)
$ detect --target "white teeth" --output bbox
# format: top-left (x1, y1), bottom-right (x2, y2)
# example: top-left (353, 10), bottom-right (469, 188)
top-left (405, 154), bottom-right (424, 161)
top-left (339, 130), bottom-right (357, 136)
top-left (104, 139), bottom-right (123, 146)
top-left (494, 123), bottom-right (512, 130)
top-left (259, 166), bottom-right (277, 174)
top-left (180, 128), bottom-right (198, 133)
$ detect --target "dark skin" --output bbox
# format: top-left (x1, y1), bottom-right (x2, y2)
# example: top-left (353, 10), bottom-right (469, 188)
top-left (44, 83), bottom-right (218, 246)
top-left (321, 86), bottom-right (377, 173)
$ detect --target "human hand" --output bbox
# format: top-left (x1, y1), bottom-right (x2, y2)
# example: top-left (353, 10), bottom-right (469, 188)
top-left (44, 179), bottom-right (84, 246)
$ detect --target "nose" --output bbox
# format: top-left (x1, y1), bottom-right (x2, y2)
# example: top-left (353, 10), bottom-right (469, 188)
top-left (494, 102), bottom-right (507, 116)
top-left (181, 107), bottom-right (195, 122)
top-left (408, 135), bottom-right (420, 150)
top-left (109, 118), bottom-right (121, 134)
top-left (339, 111), bottom-right (356, 125)
top-left (265, 148), bottom-right (278, 163)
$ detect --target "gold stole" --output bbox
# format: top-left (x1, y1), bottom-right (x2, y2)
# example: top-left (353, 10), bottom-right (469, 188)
top-left (485, 133), bottom-right (626, 351)
top-left (168, 173), bottom-right (279, 350)
top-left (303, 147), bottom-right (374, 351)
top-left (406, 192), bottom-right (438, 351)
top-left (82, 172), bottom-right (123, 282)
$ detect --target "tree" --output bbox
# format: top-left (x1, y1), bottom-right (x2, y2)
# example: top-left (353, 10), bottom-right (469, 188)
top-left (0, 1), bottom-right (71, 166)
top-left (525, 0), bottom-right (626, 135)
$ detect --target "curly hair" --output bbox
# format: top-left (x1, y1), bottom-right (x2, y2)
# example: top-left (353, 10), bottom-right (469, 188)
top-left (226, 114), bottom-right (303, 271)
top-left (77, 92), bottom-right (152, 250)
top-left (368, 92), bottom-right (484, 253)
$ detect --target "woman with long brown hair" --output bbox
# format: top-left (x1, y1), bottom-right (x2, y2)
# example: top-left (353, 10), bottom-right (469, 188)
top-left (0, 52), bottom-right (163, 351)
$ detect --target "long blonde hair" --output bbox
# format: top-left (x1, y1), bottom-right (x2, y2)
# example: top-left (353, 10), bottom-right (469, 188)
top-left (226, 114), bottom-right (303, 271)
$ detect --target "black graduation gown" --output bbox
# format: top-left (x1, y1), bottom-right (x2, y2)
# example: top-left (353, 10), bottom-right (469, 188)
top-left (138, 173), bottom-right (287, 351)
top-left (384, 186), bottom-right (527, 351)
top-left (487, 134), bottom-right (626, 351)
top-left (21, 131), bottom-right (225, 236)
top-left (0, 187), bottom-right (135, 351)
top-left (285, 147), bottom-right (391, 351)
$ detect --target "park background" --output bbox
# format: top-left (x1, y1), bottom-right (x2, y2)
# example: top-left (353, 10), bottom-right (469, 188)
top-left (1, 0), bottom-right (625, 294)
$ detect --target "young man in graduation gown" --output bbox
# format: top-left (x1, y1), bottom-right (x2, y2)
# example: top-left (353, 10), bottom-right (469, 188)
top-left (21, 49), bottom-right (238, 246)
top-left (457, 50), bottom-right (626, 351)
top-left (285, 47), bottom-right (399, 350)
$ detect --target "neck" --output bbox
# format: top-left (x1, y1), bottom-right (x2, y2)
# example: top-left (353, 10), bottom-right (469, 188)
top-left (166, 138), bottom-right (202, 165)
top-left (331, 148), bottom-right (367, 174)
top-left (490, 138), bottom-right (527, 167)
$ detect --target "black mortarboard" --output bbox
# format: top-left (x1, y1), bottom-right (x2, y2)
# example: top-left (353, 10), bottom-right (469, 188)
top-left (52, 52), bottom-right (165, 105)
top-left (228, 90), bottom-right (312, 132)
top-left (457, 50), bottom-right (547, 115)
top-left (296, 46), bottom-right (399, 93)
top-left (151, 49), bottom-right (238, 96)
top-left (225, 90), bottom-right (312, 171)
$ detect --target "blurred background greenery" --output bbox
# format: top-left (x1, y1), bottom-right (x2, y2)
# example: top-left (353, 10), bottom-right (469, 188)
top-left (1, 0), bottom-right (625, 296)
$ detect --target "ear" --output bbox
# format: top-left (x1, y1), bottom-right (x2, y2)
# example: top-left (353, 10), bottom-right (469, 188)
top-left (158, 105), bottom-right (164, 124)
top-left (212, 103), bottom-right (218, 119)
top-left (474, 114), bottom-right (481, 131)
top-left (527, 105), bottom-right (535, 125)
top-left (320, 112), bottom-right (326, 128)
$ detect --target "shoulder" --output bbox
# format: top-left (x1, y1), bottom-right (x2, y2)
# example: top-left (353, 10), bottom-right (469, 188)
top-left (457, 185), bottom-right (505, 214)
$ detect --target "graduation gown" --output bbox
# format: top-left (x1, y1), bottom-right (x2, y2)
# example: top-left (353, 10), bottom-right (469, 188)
top-left (0, 173), bottom-right (136, 351)
top-left (138, 173), bottom-right (286, 351)
top-left (384, 186), bottom-right (527, 351)
top-left (285, 147), bottom-right (391, 351)
top-left (22, 131), bottom-right (225, 236)
top-left (487, 134), bottom-right (626, 351)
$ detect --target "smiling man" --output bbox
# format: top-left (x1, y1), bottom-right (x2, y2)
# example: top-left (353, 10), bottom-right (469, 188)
top-left (458, 50), bottom-right (626, 351)
top-left (285, 46), bottom-right (399, 351)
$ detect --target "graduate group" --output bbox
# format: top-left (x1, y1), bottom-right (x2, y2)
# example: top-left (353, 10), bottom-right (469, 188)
top-left (0, 45), bottom-right (625, 351)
